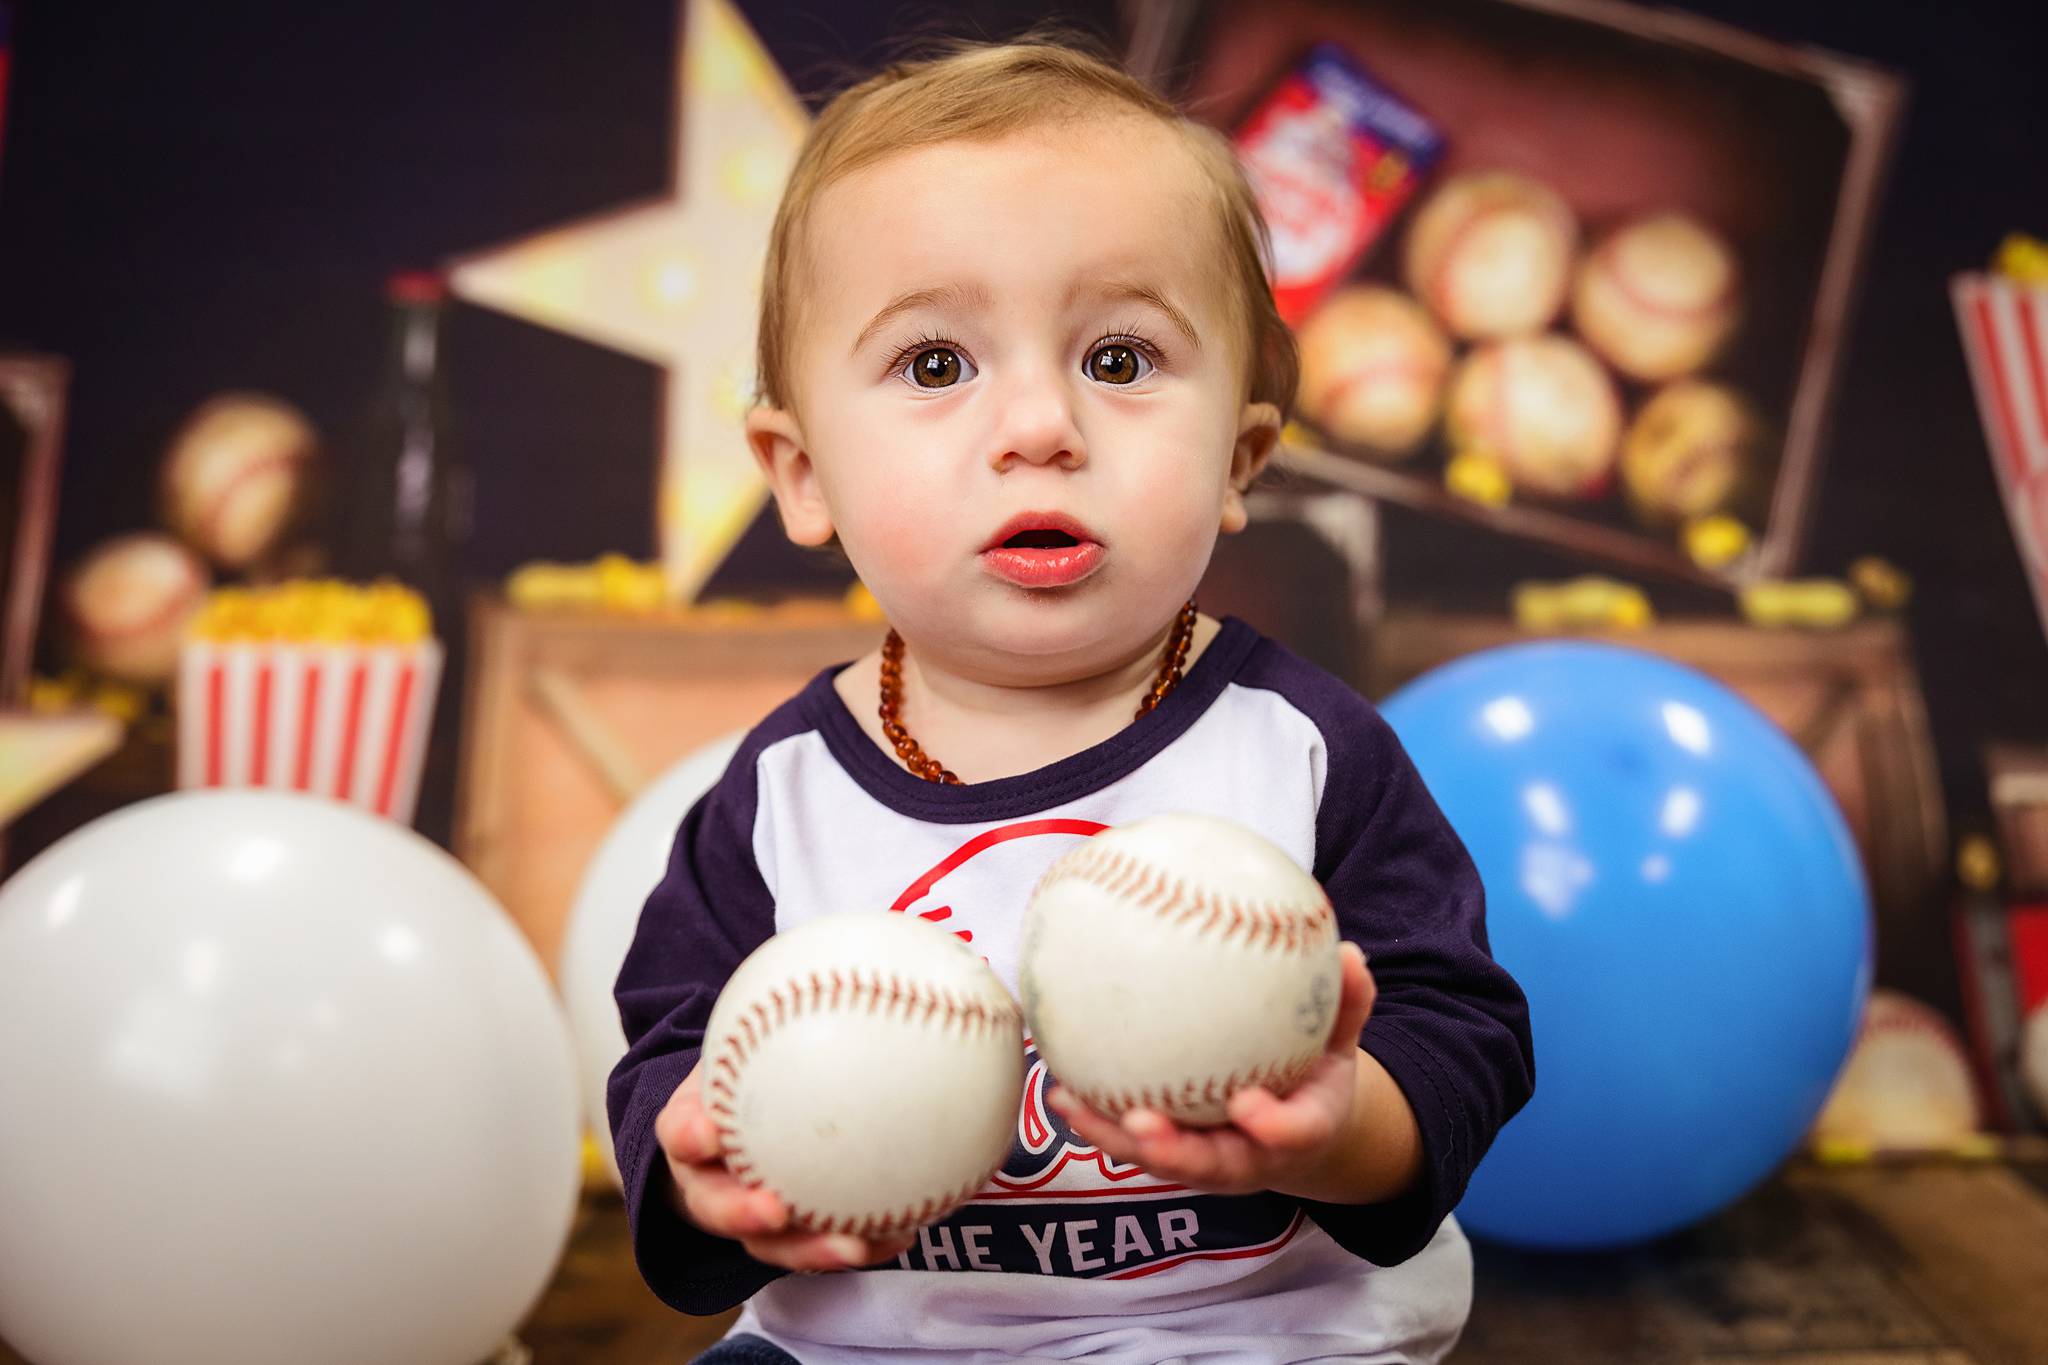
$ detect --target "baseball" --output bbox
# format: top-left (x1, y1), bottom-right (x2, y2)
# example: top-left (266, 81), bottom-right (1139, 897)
top-left (1445, 335), bottom-right (1622, 499)
top-left (1810, 990), bottom-right (1982, 1152)
top-left (58, 532), bottom-right (210, 686)
top-left (1294, 286), bottom-right (1451, 458)
top-left (2024, 1003), bottom-right (2048, 1121)
top-left (700, 911), bottom-right (1024, 1237)
top-left (1403, 170), bottom-right (1578, 341)
top-left (1572, 212), bottom-right (1740, 381)
top-left (1020, 813), bottom-right (1342, 1128)
top-left (160, 392), bottom-right (318, 570)
top-left (1621, 380), bottom-right (1760, 524)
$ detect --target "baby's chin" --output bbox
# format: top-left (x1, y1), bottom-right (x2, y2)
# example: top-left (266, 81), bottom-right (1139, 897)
top-left (910, 596), bottom-right (1189, 683)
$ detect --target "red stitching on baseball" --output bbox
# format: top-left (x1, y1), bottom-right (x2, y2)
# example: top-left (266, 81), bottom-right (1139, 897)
top-left (1855, 999), bottom-right (1972, 1050)
top-left (1425, 188), bottom-right (1573, 330)
top-left (1032, 842), bottom-right (1335, 953)
top-left (67, 549), bottom-right (206, 646)
top-left (1066, 1054), bottom-right (1317, 1122)
top-left (1596, 233), bottom-right (1738, 324)
top-left (1313, 357), bottom-right (1438, 421)
top-left (197, 448), bottom-right (307, 555)
top-left (771, 1147), bottom-right (1007, 1238)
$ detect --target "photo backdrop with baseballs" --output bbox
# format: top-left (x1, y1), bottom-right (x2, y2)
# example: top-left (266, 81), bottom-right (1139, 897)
top-left (1138, 0), bottom-right (1903, 586)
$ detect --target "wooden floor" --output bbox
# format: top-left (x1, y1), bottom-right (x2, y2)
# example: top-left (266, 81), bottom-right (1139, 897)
top-left (1454, 1160), bottom-right (2048, 1365)
top-left (5, 1160), bottom-right (2045, 1363)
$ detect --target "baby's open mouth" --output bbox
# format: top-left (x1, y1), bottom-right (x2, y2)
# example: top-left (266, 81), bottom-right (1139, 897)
top-left (1002, 529), bottom-right (1081, 549)
top-left (981, 514), bottom-right (1105, 588)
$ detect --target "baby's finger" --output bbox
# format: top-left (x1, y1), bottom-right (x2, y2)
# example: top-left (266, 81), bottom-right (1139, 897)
top-left (657, 1108), bottom-right (722, 1166)
top-left (655, 1080), bottom-right (720, 1165)
top-left (1326, 944), bottom-right (1375, 1054)
top-left (676, 1164), bottom-right (791, 1239)
top-left (857, 1231), bottom-right (919, 1264)
top-left (1227, 1085), bottom-right (1335, 1153)
top-left (742, 1230), bottom-right (913, 1273)
top-left (1047, 1088), bottom-right (1145, 1165)
top-left (1125, 1112), bottom-right (1261, 1189)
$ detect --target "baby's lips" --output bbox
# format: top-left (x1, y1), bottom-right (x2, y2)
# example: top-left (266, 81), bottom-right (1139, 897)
top-left (982, 509), bottom-right (1102, 550)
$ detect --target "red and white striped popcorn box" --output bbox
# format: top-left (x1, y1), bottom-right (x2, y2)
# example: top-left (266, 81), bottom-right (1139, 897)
top-left (175, 638), bottom-right (444, 825)
top-left (1954, 272), bottom-right (2048, 641)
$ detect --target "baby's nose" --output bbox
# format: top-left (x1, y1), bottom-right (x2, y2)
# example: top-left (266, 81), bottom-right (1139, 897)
top-left (990, 383), bottom-right (1087, 471)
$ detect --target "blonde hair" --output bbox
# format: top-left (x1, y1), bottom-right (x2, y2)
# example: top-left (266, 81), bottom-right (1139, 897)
top-left (755, 35), bottom-right (1298, 420)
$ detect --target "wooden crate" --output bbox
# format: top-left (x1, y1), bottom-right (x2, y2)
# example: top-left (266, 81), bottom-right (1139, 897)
top-left (453, 596), bottom-right (881, 974)
top-left (1368, 614), bottom-right (1949, 985)
top-left (1127, 0), bottom-right (1905, 588)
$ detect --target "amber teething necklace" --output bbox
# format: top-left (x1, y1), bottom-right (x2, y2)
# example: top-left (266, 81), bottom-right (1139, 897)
top-left (878, 600), bottom-right (1198, 785)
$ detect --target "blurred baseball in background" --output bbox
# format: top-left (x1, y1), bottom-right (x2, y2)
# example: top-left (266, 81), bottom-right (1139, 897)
top-left (58, 532), bottom-right (210, 686)
top-left (1622, 379), bottom-right (1759, 524)
top-left (1446, 334), bottom-right (1621, 498)
top-left (1574, 212), bottom-right (1740, 381)
top-left (1405, 170), bottom-right (1579, 341)
top-left (160, 392), bottom-right (319, 571)
top-left (1295, 285), bottom-right (1452, 458)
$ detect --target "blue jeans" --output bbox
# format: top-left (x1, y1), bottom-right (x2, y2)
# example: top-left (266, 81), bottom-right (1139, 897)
top-left (694, 1332), bottom-right (802, 1364)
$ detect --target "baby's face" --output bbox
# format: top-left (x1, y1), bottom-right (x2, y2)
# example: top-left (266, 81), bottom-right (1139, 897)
top-left (755, 115), bottom-right (1276, 677)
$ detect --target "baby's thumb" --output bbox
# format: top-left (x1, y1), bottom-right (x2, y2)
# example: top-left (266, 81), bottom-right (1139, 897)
top-left (656, 1078), bottom-right (720, 1165)
top-left (1329, 943), bottom-right (1374, 1050)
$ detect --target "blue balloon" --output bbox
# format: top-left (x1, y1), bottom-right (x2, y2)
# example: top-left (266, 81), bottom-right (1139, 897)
top-left (1382, 641), bottom-right (1871, 1250)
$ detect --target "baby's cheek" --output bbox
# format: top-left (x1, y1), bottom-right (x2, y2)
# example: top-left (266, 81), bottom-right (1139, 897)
top-left (839, 495), bottom-right (953, 584)
top-left (1148, 495), bottom-right (1235, 593)
top-left (1163, 510), bottom-right (1227, 579)
top-left (1121, 464), bottom-right (1227, 551)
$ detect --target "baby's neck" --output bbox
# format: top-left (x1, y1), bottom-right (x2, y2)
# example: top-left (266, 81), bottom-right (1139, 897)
top-left (835, 614), bottom-right (1223, 785)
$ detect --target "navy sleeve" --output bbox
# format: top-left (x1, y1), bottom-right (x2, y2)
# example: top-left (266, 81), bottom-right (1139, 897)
top-left (1242, 641), bottom-right (1535, 1266)
top-left (606, 729), bottom-right (792, 1315)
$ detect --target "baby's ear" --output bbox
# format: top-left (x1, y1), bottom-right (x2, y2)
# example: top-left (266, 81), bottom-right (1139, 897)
top-left (1221, 401), bottom-right (1283, 534)
top-left (746, 406), bottom-right (835, 547)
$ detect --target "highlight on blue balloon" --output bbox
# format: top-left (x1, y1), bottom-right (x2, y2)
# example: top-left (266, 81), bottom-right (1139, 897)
top-left (1381, 641), bottom-right (1872, 1251)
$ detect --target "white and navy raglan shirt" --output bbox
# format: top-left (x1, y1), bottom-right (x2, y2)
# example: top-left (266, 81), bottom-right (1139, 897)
top-left (608, 617), bottom-right (1534, 1363)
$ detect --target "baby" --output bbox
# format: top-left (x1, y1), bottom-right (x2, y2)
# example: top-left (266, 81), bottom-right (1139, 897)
top-left (609, 36), bottom-right (1534, 1364)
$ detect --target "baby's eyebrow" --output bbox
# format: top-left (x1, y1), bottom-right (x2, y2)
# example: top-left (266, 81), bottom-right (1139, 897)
top-left (851, 282), bottom-right (995, 357)
top-left (1069, 280), bottom-right (1202, 352)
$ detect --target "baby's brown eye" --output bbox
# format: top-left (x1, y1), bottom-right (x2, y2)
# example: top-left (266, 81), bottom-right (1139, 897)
top-left (1088, 344), bottom-right (1149, 386)
top-left (910, 347), bottom-right (964, 388)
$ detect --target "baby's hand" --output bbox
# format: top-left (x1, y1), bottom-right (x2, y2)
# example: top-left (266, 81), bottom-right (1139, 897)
top-left (1047, 942), bottom-right (1376, 1197)
top-left (655, 1068), bottom-right (915, 1272)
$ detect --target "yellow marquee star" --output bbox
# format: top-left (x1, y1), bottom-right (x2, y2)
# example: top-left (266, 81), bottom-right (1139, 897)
top-left (448, 0), bottom-right (807, 602)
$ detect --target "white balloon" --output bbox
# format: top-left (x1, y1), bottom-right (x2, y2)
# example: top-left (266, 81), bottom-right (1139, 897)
top-left (559, 731), bottom-right (744, 1187)
top-left (0, 791), bottom-right (581, 1365)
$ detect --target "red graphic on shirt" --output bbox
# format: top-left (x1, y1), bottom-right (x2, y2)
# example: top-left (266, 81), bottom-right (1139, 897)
top-left (885, 818), bottom-right (1187, 1196)
top-left (982, 1035), bottom-right (1187, 1197)
top-left (887, 818), bottom-right (1107, 943)
top-left (879, 817), bottom-right (1305, 1278)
